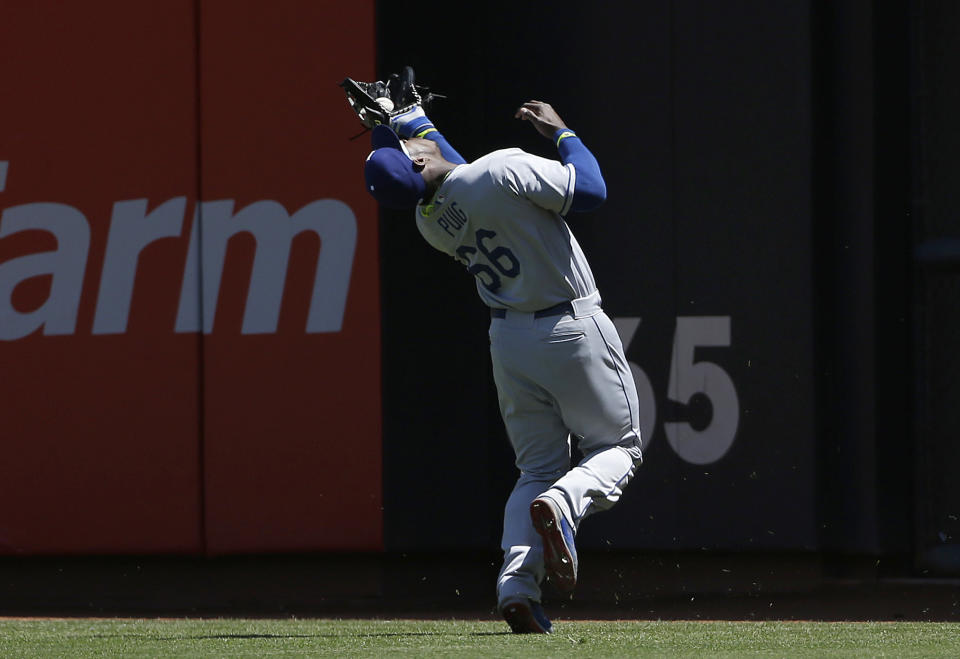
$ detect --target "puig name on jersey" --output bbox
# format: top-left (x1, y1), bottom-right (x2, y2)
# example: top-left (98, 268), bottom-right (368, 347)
top-left (435, 200), bottom-right (468, 238)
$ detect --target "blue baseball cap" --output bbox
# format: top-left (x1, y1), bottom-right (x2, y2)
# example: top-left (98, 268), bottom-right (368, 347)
top-left (364, 125), bottom-right (426, 209)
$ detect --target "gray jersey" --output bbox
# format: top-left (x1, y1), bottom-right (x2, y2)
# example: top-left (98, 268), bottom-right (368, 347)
top-left (415, 148), bottom-right (597, 311)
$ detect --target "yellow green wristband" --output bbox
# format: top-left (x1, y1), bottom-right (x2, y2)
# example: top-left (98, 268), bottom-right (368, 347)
top-left (555, 130), bottom-right (577, 147)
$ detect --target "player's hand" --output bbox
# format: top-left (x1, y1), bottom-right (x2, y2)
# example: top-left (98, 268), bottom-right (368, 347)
top-left (515, 101), bottom-right (568, 140)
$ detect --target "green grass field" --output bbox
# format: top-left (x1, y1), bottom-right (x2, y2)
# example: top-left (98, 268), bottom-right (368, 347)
top-left (1, 618), bottom-right (958, 658)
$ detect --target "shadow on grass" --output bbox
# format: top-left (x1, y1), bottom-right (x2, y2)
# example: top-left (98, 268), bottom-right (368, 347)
top-left (95, 631), bottom-right (515, 641)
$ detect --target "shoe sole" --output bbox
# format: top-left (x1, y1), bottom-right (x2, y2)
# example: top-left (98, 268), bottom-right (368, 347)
top-left (501, 599), bottom-right (551, 634)
top-left (530, 498), bottom-right (577, 593)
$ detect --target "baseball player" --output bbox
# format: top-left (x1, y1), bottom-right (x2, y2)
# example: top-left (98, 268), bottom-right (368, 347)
top-left (362, 99), bottom-right (644, 634)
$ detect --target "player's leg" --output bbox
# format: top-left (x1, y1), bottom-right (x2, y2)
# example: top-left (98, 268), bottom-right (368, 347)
top-left (537, 443), bottom-right (640, 528)
top-left (489, 320), bottom-right (572, 616)
top-left (496, 471), bottom-right (553, 605)
top-left (536, 309), bottom-right (644, 529)
top-left (490, 371), bottom-right (570, 608)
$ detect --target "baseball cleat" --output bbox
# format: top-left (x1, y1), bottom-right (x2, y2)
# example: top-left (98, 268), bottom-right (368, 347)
top-left (500, 597), bottom-right (553, 634)
top-left (530, 496), bottom-right (578, 594)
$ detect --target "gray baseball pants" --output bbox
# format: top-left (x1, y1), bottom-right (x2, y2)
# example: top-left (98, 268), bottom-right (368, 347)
top-left (489, 297), bottom-right (643, 606)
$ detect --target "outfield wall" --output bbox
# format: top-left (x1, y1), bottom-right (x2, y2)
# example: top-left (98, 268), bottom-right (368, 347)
top-left (0, 1), bottom-right (925, 563)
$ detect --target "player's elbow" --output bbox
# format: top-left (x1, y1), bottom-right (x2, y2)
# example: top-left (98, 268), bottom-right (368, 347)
top-left (570, 175), bottom-right (607, 212)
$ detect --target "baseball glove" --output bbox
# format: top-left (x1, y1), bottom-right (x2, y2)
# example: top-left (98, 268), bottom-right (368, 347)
top-left (339, 65), bottom-right (443, 132)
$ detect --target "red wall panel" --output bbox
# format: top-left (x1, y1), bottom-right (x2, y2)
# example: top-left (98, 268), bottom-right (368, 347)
top-left (0, 2), bottom-right (202, 553)
top-left (0, 0), bottom-right (382, 555)
top-left (197, 0), bottom-right (382, 553)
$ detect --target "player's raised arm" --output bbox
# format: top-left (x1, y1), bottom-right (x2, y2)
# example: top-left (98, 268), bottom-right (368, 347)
top-left (391, 105), bottom-right (468, 165)
top-left (516, 101), bottom-right (606, 212)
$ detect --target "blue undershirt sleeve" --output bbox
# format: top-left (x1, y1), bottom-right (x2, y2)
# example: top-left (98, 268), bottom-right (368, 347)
top-left (420, 129), bottom-right (468, 165)
top-left (554, 128), bottom-right (607, 212)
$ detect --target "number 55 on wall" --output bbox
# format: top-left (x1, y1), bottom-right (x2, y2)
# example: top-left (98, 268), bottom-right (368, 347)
top-left (614, 316), bottom-right (741, 466)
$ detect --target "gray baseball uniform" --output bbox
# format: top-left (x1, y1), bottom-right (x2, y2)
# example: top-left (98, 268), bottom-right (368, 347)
top-left (415, 147), bottom-right (644, 605)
